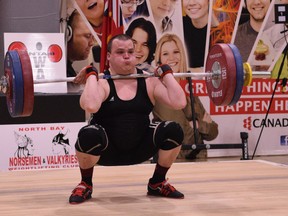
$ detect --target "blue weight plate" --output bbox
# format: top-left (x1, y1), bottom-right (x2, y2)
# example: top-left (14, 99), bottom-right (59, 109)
top-left (228, 44), bottom-right (244, 106)
top-left (4, 50), bottom-right (24, 117)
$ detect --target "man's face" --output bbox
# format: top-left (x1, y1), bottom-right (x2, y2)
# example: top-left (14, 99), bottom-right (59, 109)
top-left (107, 39), bottom-right (137, 74)
top-left (182, 0), bottom-right (209, 21)
top-left (131, 28), bottom-right (150, 64)
top-left (68, 18), bottom-right (94, 61)
top-left (246, 0), bottom-right (270, 22)
top-left (121, 3), bottom-right (137, 18)
top-left (121, 0), bottom-right (144, 18)
top-left (149, 0), bottom-right (178, 20)
top-left (75, 0), bottom-right (105, 22)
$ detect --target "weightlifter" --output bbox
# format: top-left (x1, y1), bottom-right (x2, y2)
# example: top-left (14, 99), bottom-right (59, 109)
top-left (69, 34), bottom-right (187, 204)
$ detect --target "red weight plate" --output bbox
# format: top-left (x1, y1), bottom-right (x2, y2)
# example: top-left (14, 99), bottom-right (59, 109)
top-left (205, 44), bottom-right (236, 106)
top-left (8, 41), bottom-right (27, 51)
top-left (17, 50), bottom-right (34, 116)
top-left (48, 44), bottom-right (63, 62)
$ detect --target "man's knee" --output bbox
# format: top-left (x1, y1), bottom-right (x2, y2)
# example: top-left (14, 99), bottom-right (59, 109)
top-left (75, 124), bottom-right (108, 155)
top-left (154, 121), bottom-right (184, 150)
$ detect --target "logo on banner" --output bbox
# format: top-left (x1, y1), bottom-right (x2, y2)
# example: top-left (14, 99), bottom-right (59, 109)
top-left (243, 117), bottom-right (252, 130)
top-left (8, 126), bottom-right (78, 171)
top-left (243, 117), bottom-right (288, 130)
top-left (280, 136), bottom-right (288, 146)
top-left (52, 130), bottom-right (71, 155)
top-left (14, 132), bottom-right (35, 158)
top-left (29, 42), bottom-right (63, 79)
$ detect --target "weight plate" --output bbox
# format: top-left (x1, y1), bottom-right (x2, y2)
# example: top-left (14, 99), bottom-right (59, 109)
top-left (243, 62), bottom-right (253, 86)
top-left (228, 44), bottom-right (244, 106)
top-left (205, 43), bottom-right (237, 106)
top-left (17, 50), bottom-right (34, 116)
top-left (4, 50), bottom-right (24, 117)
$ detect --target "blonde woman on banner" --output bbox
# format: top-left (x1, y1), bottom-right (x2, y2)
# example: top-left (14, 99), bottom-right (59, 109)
top-left (152, 33), bottom-right (219, 160)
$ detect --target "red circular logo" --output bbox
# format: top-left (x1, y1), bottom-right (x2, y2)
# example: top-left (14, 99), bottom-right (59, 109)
top-left (47, 44), bottom-right (63, 62)
top-left (8, 41), bottom-right (27, 51)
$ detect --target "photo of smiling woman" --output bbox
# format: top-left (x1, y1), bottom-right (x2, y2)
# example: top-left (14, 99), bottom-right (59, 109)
top-left (125, 17), bottom-right (157, 65)
top-left (152, 33), bottom-right (219, 160)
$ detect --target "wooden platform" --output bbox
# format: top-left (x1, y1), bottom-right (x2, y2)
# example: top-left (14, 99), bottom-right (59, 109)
top-left (1, 160), bottom-right (288, 216)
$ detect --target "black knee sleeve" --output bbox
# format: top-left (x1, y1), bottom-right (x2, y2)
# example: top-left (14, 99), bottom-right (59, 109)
top-left (154, 121), bottom-right (184, 150)
top-left (75, 124), bottom-right (108, 156)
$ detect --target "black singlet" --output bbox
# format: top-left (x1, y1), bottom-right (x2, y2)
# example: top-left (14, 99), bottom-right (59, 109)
top-left (90, 69), bottom-right (154, 152)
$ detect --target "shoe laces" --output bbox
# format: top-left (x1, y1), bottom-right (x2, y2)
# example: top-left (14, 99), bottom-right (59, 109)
top-left (72, 182), bottom-right (91, 196)
top-left (159, 179), bottom-right (176, 195)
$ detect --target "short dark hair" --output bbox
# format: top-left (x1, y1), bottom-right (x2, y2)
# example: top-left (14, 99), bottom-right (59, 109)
top-left (107, 34), bottom-right (132, 52)
top-left (125, 18), bottom-right (157, 64)
top-left (68, 9), bottom-right (80, 29)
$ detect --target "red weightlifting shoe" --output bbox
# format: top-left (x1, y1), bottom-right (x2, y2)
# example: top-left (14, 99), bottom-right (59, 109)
top-left (147, 178), bottom-right (184, 199)
top-left (69, 181), bottom-right (92, 204)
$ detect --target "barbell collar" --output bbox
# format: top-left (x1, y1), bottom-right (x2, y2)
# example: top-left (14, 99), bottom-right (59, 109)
top-left (0, 76), bottom-right (8, 93)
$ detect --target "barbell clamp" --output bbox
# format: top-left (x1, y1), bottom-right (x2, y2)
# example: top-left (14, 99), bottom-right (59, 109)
top-left (0, 76), bottom-right (8, 94)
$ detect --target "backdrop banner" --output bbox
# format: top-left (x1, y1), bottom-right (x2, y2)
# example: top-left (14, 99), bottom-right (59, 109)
top-left (0, 122), bottom-right (86, 171)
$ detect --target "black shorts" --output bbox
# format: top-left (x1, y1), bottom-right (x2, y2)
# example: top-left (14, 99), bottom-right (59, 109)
top-left (97, 121), bottom-right (160, 166)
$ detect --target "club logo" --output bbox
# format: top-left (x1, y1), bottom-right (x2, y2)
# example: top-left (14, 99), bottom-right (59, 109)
top-left (52, 130), bottom-right (71, 155)
top-left (243, 116), bottom-right (252, 130)
top-left (14, 131), bottom-right (35, 157)
top-left (29, 42), bottom-right (63, 79)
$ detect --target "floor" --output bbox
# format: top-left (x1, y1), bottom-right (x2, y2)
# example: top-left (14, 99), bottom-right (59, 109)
top-left (169, 146), bottom-right (288, 165)
top-left (178, 154), bottom-right (288, 165)
top-left (1, 159), bottom-right (288, 216)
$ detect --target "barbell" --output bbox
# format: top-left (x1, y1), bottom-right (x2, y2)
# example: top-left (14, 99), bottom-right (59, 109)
top-left (0, 43), bottom-right (272, 118)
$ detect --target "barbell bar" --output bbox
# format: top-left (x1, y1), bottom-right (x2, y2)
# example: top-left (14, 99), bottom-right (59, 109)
top-left (0, 64), bottom-right (271, 85)
top-left (0, 70), bottom-right (270, 86)
top-left (0, 43), bottom-right (273, 117)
